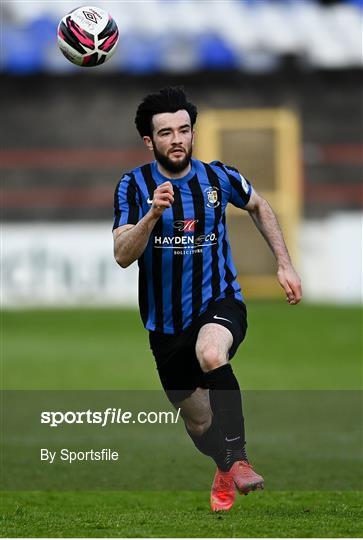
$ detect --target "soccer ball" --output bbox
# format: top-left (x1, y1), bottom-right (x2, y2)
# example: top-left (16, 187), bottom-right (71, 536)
top-left (57, 5), bottom-right (119, 67)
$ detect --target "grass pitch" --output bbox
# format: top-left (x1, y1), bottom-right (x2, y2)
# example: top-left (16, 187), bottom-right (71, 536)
top-left (3, 302), bottom-right (361, 390)
top-left (1, 302), bottom-right (362, 537)
top-left (2, 491), bottom-right (362, 538)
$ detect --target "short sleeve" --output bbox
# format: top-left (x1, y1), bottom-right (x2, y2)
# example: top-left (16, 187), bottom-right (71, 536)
top-left (210, 162), bottom-right (252, 209)
top-left (223, 164), bottom-right (252, 208)
top-left (113, 173), bottom-right (140, 230)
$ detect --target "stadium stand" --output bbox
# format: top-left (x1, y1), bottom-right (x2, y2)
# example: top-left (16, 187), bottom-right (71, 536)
top-left (2, 0), bottom-right (362, 73)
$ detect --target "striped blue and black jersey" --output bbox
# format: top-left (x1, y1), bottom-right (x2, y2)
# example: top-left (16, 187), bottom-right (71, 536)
top-left (113, 159), bottom-right (253, 334)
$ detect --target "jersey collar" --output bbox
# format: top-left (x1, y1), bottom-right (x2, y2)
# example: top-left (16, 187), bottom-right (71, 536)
top-left (152, 159), bottom-right (196, 184)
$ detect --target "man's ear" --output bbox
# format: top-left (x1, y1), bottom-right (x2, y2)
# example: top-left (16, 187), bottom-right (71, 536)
top-left (143, 136), bottom-right (153, 152)
top-left (191, 130), bottom-right (195, 147)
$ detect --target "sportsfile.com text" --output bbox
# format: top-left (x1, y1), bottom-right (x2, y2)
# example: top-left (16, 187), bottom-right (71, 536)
top-left (41, 407), bottom-right (181, 427)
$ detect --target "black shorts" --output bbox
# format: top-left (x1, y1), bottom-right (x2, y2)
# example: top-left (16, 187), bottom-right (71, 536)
top-left (149, 296), bottom-right (247, 403)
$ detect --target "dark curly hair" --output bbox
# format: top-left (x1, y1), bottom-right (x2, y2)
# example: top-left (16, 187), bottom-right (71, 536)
top-left (135, 86), bottom-right (198, 138)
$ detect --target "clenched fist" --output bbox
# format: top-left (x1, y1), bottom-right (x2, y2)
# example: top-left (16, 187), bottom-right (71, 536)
top-left (149, 181), bottom-right (174, 218)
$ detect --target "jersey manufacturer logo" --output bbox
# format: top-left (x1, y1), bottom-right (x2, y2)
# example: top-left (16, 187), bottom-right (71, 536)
top-left (147, 198), bottom-right (153, 205)
top-left (205, 186), bottom-right (220, 208)
top-left (173, 219), bottom-right (198, 232)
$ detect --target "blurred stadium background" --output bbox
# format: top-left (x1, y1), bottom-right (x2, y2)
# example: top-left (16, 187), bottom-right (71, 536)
top-left (1, 0), bottom-right (362, 308)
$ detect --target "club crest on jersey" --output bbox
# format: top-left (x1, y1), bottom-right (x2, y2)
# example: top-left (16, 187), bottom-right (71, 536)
top-left (205, 187), bottom-right (220, 208)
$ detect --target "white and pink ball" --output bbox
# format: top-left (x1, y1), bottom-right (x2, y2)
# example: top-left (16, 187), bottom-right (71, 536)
top-left (57, 5), bottom-right (119, 67)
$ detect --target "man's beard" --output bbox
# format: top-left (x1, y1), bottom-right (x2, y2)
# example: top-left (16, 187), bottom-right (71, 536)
top-left (153, 144), bottom-right (193, 174)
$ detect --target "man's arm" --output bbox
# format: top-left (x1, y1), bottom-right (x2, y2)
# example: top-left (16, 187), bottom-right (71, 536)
top-left (244, 189), bottom-right (302, 305)
top-left (113, 181), bottom-right (174, 268)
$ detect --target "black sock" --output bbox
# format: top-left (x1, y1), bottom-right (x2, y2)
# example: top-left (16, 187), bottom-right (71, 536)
top-left (204, 364), bottom-right (248, 469)
top-left (186, 416), bottom-right (229, 471)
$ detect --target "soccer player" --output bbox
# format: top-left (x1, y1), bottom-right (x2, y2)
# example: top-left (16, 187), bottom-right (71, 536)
top-left (113, 87), bottom-right (302, 512)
